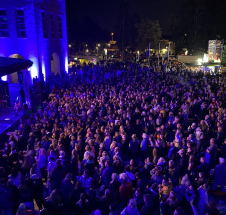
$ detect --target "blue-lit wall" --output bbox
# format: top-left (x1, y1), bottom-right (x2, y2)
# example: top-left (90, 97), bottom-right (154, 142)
top-left (0, 0), bottom-right (68, 82)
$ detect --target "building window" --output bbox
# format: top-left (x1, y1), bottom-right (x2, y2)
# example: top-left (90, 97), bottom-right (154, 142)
top-left (16, 9), bottom-right (26, 38)
top-left (0, 9), bottom-right (9, 37)
top-left (50, 14), bottom-right (55, 38)
top-left (58, 16), bottom-right (63, 39)
top-left (42, 12), bottom-right (47, 38)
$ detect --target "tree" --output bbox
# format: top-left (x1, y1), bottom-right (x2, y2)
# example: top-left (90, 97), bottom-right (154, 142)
top-left (115, 0), bottom-right (131, 59)
top-left (135, 19), bottom-right (161, 51)
top-left (222, 45), bottom-right (226, 66)
top-left (169, 0), bottom-right (226, 55)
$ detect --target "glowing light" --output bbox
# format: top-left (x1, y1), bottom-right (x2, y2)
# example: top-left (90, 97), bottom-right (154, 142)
top-left (203, 54), bottom-right (209, 63)
top-left (65, 56), bottom-right (68, 73)
top-left (86, 49), bottom-right (89, 52)
top-left (74, 58), bottom-right (77, 60)
top-left (104, 49), bottom-right (107, 55)
top-left (68, 44), bottom-right (71, 48)
top-left (197, 58), bottom-right (203, 65)
top-left (42, 64), bottom-right (46, 81)
top-left (30, 66), bottom-right (38, 80)
top-left (1, 75), bottom-right (7, 81)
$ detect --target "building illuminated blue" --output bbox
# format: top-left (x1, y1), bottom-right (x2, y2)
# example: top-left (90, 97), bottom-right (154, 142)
top-left (0, 0), bottom-right (68, 83)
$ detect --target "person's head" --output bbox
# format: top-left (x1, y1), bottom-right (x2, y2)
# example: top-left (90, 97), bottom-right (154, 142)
top-left (135, 188), bottom-right (141, 198)
top-left (105, 160), bottom-right (111, 167)
top-left (169, 160), bottom-right (174, 168)
top-left (65, 173), bottom-right (72, 181)
top-left (119, 173), bottom-right (128, 183)
top-left (202, 183), bottom-right (210, 191)
top-left (169, 191), bottom-right (176, 199)
top-left (16, 203), bottom-right (26, 215)
top-left (219, 157), bottom-right (225, 164)
top-left (177, 149), bottom-right (184, 157)
top-left (75, 181), bottom-right (82, 189)
top-left (142, 133), bottom-right (147, 139)
top-left (111, 173), bottom-right (118, 181)
top-left (210, 138), bottom-right (215, 145)
top-left (200, 157), bottom-right (205, 163)
top-left (128, 198), bottom-right (137, 208)
top-left (49, 189), bottom-right (63, 206)
top-left (143, 194), bottom-right (151, 203)
top-left (155, 169), bottom-right (162, 177)
top-left (198, 172), bottom-right (204, 178)
top-left (83, 170), bottom-right (90, 178)
top-left (162, 178), bottom-right (168, 186)
top-left (94, 210), bottom-right (101, 215)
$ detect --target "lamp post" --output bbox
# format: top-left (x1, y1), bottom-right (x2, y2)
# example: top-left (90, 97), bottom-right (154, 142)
top-left (96, 44), bottom-right (100, 61)
top-left (111, 32), bottom-right (114, 41)
top-left (68, 44), bottom-right (71, 58)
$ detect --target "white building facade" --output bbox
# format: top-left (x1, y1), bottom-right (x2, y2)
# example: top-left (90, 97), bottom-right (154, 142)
top-left (0, 0), bottom-right (68, 83)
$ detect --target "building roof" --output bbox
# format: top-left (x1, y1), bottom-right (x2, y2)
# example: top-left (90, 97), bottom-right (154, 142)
top-left (0, 57), bottom-right (33, 77)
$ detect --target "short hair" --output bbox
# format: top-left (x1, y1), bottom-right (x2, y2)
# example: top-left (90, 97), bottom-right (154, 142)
top-left (143, 194), bottom-right (151, 202)
top-left (169, 160), bottom-right (174, 166)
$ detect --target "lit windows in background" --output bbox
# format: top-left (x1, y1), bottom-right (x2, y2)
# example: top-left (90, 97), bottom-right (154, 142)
top-left (50, 14), bottom-right (55, 38)
top-left (58, 16), bottom-right (63, 39)
top-left (42, 12), bottom-right (48, 38)
top-left (16, 9), bottom-right (26, 38)
top-left (0, 9), bottom-right (9, 37)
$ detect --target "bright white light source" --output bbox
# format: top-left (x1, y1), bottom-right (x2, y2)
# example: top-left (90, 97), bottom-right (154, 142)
top-left (197, 58), bottom-right (203, 65)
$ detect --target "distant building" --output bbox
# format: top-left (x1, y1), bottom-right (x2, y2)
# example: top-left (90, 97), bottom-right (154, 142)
top-left (147, 36), bottom-right (176, 58)
top-left (0, 0), bottom-right (68, 83)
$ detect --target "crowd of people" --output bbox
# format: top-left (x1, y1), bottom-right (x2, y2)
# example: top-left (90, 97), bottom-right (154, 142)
top-left (0, 61), bottom-right (226, 215)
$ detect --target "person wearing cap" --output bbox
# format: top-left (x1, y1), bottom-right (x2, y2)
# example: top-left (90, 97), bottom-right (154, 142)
top-left (212, 157), bottom-right (226, 192)
top-left (177, 149), bottom-right (189, 177)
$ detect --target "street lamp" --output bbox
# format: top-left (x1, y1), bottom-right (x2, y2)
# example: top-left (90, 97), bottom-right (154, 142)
top-left (111, 32), bottom-right (114, 41)
top-left (137, 51), bottom-right (140, 62)
top-left (68, 44), bottom-right (71, 48)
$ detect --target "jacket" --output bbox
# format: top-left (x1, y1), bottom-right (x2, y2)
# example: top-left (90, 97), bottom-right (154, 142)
top-left (0, 185), bottom-right (14, 210)
top-left (129, 139), bottom-right (140, 154)
top-left (60, 179), bottom-right (74, 203)
top-left (213, 163), bottom-right (226, 184)
top-left (76, 175), bottom-right (92, 193)
top-left (140, 138), bottom-right (149, 152)
top-left (101, 166), bottom-right (113, 185)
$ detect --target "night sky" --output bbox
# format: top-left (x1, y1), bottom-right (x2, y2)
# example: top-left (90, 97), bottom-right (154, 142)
top-left (65, 0), bottom-right (187, 35)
